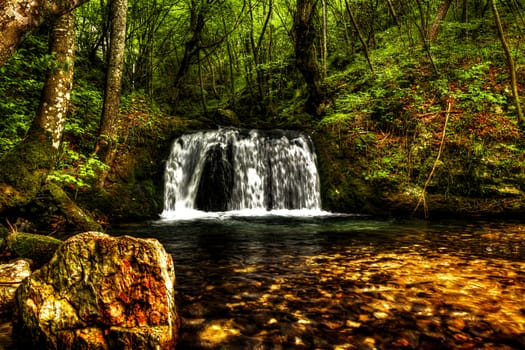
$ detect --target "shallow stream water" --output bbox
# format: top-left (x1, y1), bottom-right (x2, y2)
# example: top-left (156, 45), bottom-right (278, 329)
top-left (113, 215), bottom-right (525, 349)
top-left (1, 215), bottom-right (524, 349)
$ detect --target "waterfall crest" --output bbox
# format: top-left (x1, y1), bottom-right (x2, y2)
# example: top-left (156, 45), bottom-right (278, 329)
top-left (161, 128), bottom-right (321, 218)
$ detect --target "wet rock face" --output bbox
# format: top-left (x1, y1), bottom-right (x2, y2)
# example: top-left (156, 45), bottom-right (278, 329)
top-left (195, 143), bottom-right (233, 211)
top-left (13, 232), bottom-right (179, 349)
top-left (0, 259), bottom-right (31, 316)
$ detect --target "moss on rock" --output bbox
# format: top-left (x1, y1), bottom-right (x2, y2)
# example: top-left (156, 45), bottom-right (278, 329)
top-left (6, 232), bottom-right (62, 267)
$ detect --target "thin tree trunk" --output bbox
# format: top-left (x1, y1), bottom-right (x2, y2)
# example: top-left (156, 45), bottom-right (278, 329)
top-left (386, 0), bottom-right (401, 29)
top-left (415, 0), bottom-right (439, 75)
top-left (0, 0), bottom-right (89, 67)
top-left (321, 0), bottom-right (327, 78)
top-left (172, 5), bottom-right (205, 103)
top-left (248, 0), bottom-right (264, 102)
top-left (460, 0), bottom-right (468, 38)
top-left (344, 0), bottom-right (374, 73)
top-left (222, 16), bottom-right (236, 106)
top-left (293, 0), bottom-right (323, 116)
top-left (491, 0), bottom-right (524, 126)
top-left (95, 0), bottom-right (128, 187)
top-left (198, 52), bottom-right (207, 116)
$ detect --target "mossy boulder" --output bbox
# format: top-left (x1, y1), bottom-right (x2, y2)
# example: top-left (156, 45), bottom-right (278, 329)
top-left (13, 232), bottom-right (179, 349)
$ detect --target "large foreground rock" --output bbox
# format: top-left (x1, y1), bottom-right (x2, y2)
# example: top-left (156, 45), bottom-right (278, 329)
top-left (13, 232), bottom-right (179, 349)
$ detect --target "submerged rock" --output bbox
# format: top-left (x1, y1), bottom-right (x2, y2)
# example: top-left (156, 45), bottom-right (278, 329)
top-left (0, 259), bottom-right (31, 316)
top-left (13, 231), bottom-right (179, 349)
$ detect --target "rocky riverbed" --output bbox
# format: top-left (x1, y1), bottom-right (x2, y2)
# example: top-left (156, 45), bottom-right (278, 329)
top-left (176, 247), bottom-right (525, 349)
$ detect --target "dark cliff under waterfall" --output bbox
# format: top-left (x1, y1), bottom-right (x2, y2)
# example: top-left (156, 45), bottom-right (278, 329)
top-left (161, 128), bottom-right (321, 217)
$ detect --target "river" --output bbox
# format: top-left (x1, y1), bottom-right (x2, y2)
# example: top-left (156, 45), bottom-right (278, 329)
top-left (112, 214), bottom-right (524, 349)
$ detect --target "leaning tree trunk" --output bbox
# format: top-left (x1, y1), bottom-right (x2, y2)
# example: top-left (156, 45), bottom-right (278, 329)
top-left (293, 0), bottom-right (323, 116)
top-left (95, 0), bottom-right (128, 188)
top-left (344, 0), bottom-right (374, 73)
top-left (0, 12), bottom-right (76, 209)
top-left (0, 0), bottom-right (89, 67)
top-left (491, 0), bottom-right (524, 127)
top-left (427, 0), bottom-right (453, 41)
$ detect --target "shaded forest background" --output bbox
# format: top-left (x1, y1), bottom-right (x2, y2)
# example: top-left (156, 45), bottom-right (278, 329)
top-left (1, 0), bottom-right (525, 237)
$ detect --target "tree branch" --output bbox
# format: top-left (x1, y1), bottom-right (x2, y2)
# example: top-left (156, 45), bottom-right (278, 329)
top-left (0, 0), bottom-right (90, 67)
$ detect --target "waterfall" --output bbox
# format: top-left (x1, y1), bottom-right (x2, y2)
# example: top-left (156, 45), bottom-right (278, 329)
top-left (161, 128), bottom-right (322, 218)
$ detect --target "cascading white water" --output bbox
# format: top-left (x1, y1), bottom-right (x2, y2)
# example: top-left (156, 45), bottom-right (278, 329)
top-left (161, 128), bottom-right (322, 218)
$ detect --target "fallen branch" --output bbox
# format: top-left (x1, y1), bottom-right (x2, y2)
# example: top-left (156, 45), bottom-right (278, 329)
top-left (414, 102), bottom-right (452, 218)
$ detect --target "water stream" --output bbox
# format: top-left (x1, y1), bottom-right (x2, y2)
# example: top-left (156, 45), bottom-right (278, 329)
top-left (112, 216), bottom-right (525, 349)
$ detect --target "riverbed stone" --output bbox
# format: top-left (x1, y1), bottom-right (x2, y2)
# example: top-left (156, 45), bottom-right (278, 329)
top-left (13, 231), bottom-right (179, 349)
top-left (0, 259), bottom-right (31, 316)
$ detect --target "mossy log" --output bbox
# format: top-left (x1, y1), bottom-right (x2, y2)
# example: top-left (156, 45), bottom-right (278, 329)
top-left (6, 232), bottom-right (62, 267)
top-left (46, 182), bottom-right (103, 233)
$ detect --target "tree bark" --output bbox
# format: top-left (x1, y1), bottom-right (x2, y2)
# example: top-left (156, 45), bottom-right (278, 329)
top-left (95, 0), bottom-right (128, 187)
top-left (427, 0), bottom-right (453, 41)
top-left (32, 12), bottom-right (76, 153)
top-left (293, 0), bottom-right (323, 116)
top-left (0, 0), bottom-right (89, 67)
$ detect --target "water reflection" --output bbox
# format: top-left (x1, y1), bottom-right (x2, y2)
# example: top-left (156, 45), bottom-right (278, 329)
top-left (112, 217), bottom-right (525, 349)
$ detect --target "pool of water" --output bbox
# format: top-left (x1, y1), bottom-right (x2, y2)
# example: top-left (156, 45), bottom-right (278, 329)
top-left (110, 215), bottom-right (525, 349)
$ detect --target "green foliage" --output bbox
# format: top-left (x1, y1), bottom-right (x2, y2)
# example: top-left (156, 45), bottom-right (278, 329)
top-left (0, 34), bottom-right (50, 155)
top-left (66, 82), bottom-right (103, 152)
top-left (0, 0), bottom-right (524, 219)
top-left (48, 143), bottom-right (108, 191)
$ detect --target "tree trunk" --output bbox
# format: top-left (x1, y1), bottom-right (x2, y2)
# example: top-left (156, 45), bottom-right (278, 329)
top-left (427, 0), bottom-right (453, 41)
top-left (32, 12), bottom-right (76, 153)
top-left (95, 0), bottom-right (128, 187)
top-left (0, 12), bottom-right (78, 220)
top-left (321, 0), bottom-right (327, 78)
top-left (415, 0), bottom-right (439, 75)
top-left (491, 0), bottom-right (524, 127)
top-left (222, 16), bottom-right (236, 106)
top-left (293, 0), bottom-right (323, 116)
top-left (248, 0), bottom-right (265, 103)
top-left (386, 0), bottom-right (401, 29)
top-left (0, 12), bottom-right (76, 202)
top-left (171, 4), bottom-right (205, 103)
top-left (0, 0), bottom-right (89, 67)
top-left (255, 0), bottom-right (273, 101)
